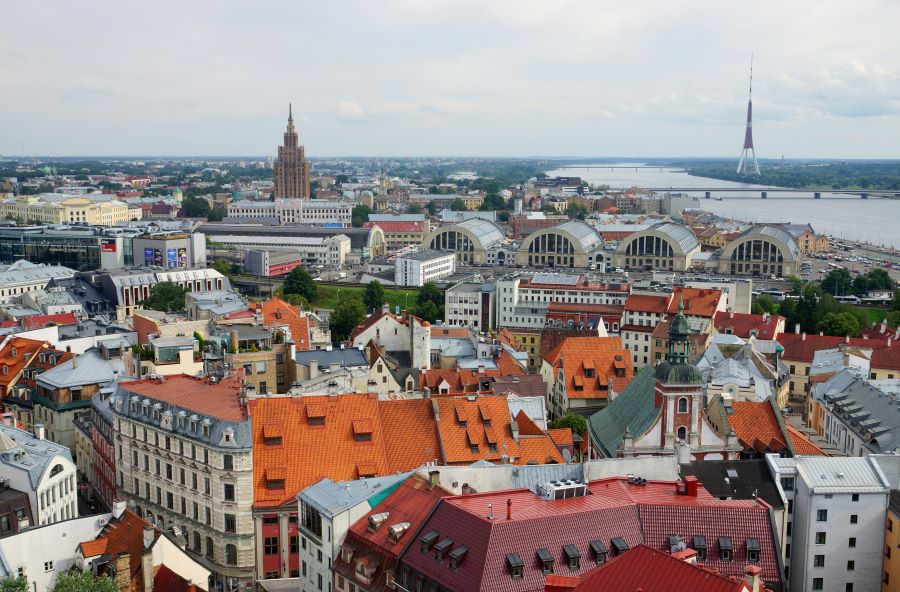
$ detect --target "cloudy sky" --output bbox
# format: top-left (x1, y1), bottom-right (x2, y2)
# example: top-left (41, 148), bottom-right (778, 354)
top-left (3, 0), bottom-right (899, 158)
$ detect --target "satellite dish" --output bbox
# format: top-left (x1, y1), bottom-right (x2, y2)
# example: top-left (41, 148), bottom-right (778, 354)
top-left (562, 449), bottom-right (573, 463)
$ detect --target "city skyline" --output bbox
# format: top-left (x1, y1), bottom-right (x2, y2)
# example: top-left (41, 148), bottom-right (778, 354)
top-left (3, 0), bottom-right (900, 158)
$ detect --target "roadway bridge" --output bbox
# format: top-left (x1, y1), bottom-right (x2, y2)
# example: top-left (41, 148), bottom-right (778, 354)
top-left (603, 187), bottom-right (897, 198)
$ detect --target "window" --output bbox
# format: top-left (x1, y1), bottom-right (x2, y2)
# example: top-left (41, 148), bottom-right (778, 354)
top-left (780, 477), bottom-right (794, 491)
top-left (849, 537), bottom-right (856, 548)
top-left (817, 509), bottom-right (828, 522)
top-left (814, 554), bottom-right (825, 567)
top-left (852, 493), bottom-right (859, 502)
top-left (718, 537), bottom-right (732, 562)
top-left (224, 483), bottom-right (235, 501)
top-left (677, 426), bottom-right (687, 441)
top-left (44, 561), bottom-right (53, 572)
top-left (813, 578), bottom-right (823, 590)
top-left (264, 537), bottom-right (278, 555)
top-left (226, 544), bottom-right (237, 565)
top-left (847, 560), bottom-right (855, 571)
top-left (845, 585), bottom-right (853, 592)
top-left (225, 514), bottom-right (236, 533)
top-left (815, 532), bottom-right (826, 545)
top-left (290, 535), bottom-right (299, 554)
top-left (850, 514), bottom-right (857, 524)
top-left (224, 454), bottom-right (234, 470)
top-left (677, 397), bottom-right (688, 413)
top-left (205, 537), bottom-right (213, 558)
top-left (536, 548), bottom-right (554, 575)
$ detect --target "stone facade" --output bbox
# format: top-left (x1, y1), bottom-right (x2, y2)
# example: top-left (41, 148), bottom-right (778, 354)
top-left (273, 106), bottom-right (311, 200)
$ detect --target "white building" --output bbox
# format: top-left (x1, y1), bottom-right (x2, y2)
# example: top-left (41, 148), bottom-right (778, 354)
top-left (0, 424), bottom-right (78, 526)
top-left (495, 272), bottom-right (629, 330)
top-left (0, 261), bottom-right (77, 303)
top-left (0, 511), bottom-right (111, 591)
top-left (296, 474), bottom-right (411, 592)
top-left (444, 280), bottom-right (496, 331)
top-left (227, 198), bottom-right (352, 227)
top-left (98, 268), bottom-right (230, 320)
top-left (766, 454), bottom-right (890, 592)
top-left (112, 372), bottom-right (255, 590)
top-left (394, 250), bottom-right (456, 287)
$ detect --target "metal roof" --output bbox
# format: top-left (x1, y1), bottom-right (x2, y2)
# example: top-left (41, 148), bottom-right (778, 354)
top-left (37, 349), bottom-right (120, 390)
top-left (298, 472), bottom-right (412, 517)
top-left (0, 425), bottom-right (73, 490)
top-left (552, 220), bottom-right (603, 252)
top-left (455, 219), bottom-right (505, 249)
top-left (792, 456), bottom-right (890, 493)
top-left (651, 223), bottom-right (700, 254)
top-left (738, 225), bottom-right (801, 257)
top-left (294, 347), bottom-right (368, 368)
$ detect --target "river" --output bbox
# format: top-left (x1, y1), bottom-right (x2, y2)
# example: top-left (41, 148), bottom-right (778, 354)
top-left (543, 164), bottom-right (900, 248)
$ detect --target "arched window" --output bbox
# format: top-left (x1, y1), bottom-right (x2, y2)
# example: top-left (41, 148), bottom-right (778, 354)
top-left (677, 397), bottom-right (688, 414)
top-left (193, 532), bottom-right (201, 552)
top-left (226, 544), bottom-right (238, 565)
top-left (206, 537), bottom-right (214, 558)
top-left (134, 505), bottom-right (143, 518)
top-left (677, 426), bottom-right (687, 441)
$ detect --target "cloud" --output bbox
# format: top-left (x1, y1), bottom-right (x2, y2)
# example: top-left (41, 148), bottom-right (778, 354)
top-left (54, 85), bottom-right (114, 103)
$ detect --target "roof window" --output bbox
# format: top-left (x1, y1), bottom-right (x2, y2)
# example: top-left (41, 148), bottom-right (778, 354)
top-left (563, 544), bottom-right (581, 570)
top-left (589, 540), bottom-right (607, 564)
top-left (746, 538), bottom-right (760, 563)
top-left (420, 531), bottom-right (439, 553)
top-left (433, 538), bottom-right (453, 561)
top-left (448, 545), bottom-right (468, 570)
top-left (718, 537), bottom-right (733, 562)
top-left (693, 535), bottom-right (707, 561)
top-left (506, 553), bottom-right (524, 579)
top-left (610, 537), bottom-right (629, 556)
top-left (536, 548), bottom-right (554, 574)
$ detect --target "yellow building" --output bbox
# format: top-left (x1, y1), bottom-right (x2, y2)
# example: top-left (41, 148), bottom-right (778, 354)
top-left (0, 194), bottom-right (138, 225)
top-left (884, 493), bottom-right (900, 592)
top-left (506, 328), bottom-right (542, 370)
top-left (462, 194), bottom-right (485, 210)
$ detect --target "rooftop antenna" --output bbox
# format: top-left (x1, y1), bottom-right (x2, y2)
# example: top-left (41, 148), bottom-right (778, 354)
top-left (737, 54), bottom-right (761, 175)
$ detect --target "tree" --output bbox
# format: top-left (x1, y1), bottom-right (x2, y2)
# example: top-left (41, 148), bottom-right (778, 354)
top-left (207, 206), bottom-right (226, 222)
top-left (816, 312), bottom-right (861, 337)
top-left (416, 300), bottom-right (439, 323)
top-left (351, 204), bottom-right (372, 228)
top-left (181, 196), bottom-right (211, 218)
top-left (0, 577), bottom-right (27, 592)
top-left (751, 295), bottom-right (778, 315)
top-left (283, 266), bottom-right (317, 302)
top-left (450, 198), bottom-right (467, 211)
top-left (406, 203), bottom-right (424, 215)
top-left (283, 293), bottom-right (307, 307)
top-left (821, 268), bottom-right (853, 296)
top-left (549, 413), bottom-right (588, 436)
top-left (193, 331), bottom-right (205, 355)
top-left (329, 297), bottom-right (366, 343)
top-left (565, 204), bottom-right (589, 220)
top-left (478, 193), bottom-right (507, 211)
top-left (52, 571), bottom-right (117, 592)
top-left (143, 281), bottom-right (186, 313)
top-left (425, 201), bottom-right (438, 215)
top-left (211, 259), bottom-right (234, 277)
top-left (416, 282), bottom-right (444, 319)
top-left (364, 280), bottom-right (385, 311)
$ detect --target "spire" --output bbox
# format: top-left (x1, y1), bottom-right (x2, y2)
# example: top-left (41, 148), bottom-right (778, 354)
top-left (736, 54), bottom-right (760, 175)
top-left (678, 294), bottom-right (684, 313)
top-left (288, 103), bottom-right (293, 122)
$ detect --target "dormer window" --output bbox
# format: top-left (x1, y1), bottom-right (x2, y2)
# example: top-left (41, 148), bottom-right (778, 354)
top-left (202, 424), bottom-right (210, 438)
top-left (536, 548), bottom-right (554, 574)
top-left (506, 553), bottom-right (524, 579)
top-left (10, 347), bottom-right (16, 357)
top-left (589, 540), bottom-right (607, 565)
top-left (263, 425), bottom-right (283, 446)
top-left (746, 538), bottom-right (760, 563)
top-left (265, 468), bottom-right (285, 490)
top-left (353, 420), bottom-right (373, 442)
top-left (693, 536), bottom-right (707, 561)
top-left (563, 545), bottom-right (581, 570)
top-left (611, 537), bottom-right (629, 556)
top-left (341, 545), bottom-right (355, 563)
top-left (307, 404), bottom-right (325, 426)
top-left (448, 545), bottom-right (468, 570)
top-left (433, 538), bottom-right (452, 561)
top-left (718, 537), bottom-right (733, 562)
top-left (420, 531), bottom-right (439, 553)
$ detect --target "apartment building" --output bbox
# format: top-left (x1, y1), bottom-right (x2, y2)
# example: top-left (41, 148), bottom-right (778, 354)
top-left (0, 193), bottom-right (137, 226)
top-left (394, 250), bottom-right (456, 287)
top-left (227, 198), bottom-right (352, 226)
top-left (112, 372), bottom-right (255, 590)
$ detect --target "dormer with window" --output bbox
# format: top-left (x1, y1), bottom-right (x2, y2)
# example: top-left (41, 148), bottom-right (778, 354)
top-left (506, 553), bottom-right (524, 579)
top-left (718, 537), bottom-right (733, 562)
top-left (307, 404), bottom-right (325, 427)
top-left (433, 538), bottom-right (452, 561)
top-left (420, 530), bottom-right (439, 553)
top-left (265, 468), bottom-right (286, 491)
top-left (583, 359), bottom-right (595, 378)
top-left (563, 545), bottom-right (581, 570)
top-left (589, 540), bottom-right (607, 565)
top-left (610, 537), bottom-right (629, 556)
top-left (746, 538), bottom-right (760, 563)
top-left (454, 405), bottom-right (467, 428)
top-left (536, 548), bottom-right (554, 575)
top-left (693, 536), bottom-right (707, 561)
top-left (341, 545), bottom-right (355, 563)
top-left (353, 419), bottom-right (373, 442)
top-left (263, 424), bottom-right (283, 446)
top-left (478, 404), bottom-right (492, 427)
top-left (448, 545), bottom-right (468, 570)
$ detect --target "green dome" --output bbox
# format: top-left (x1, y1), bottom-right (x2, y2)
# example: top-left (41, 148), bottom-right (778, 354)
top-left (655, 361), bottom-right (704, 385)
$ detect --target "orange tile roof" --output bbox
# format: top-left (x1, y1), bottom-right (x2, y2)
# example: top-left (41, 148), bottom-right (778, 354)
top-left (0, 338), bottom-right (48, 395)
top-left (543, 336), bottom-right (634, 400)
top-left (546, 427), bottom-right (574, 446)
top-left (787, 425), bottom-right (826, 455)
top-left (78, 539), bottom-right (108, 557)
top-left (256, 297), bottom-right (311, 350)
top-left (80, 510), bottom-right (159, 584)
top-left (495, 348), bottom-right (527, 376)
top-left (435, 396), bottom-right (563, 465)
top-left (514, 409), bottom-right (545, 436)
top-left (624, 293), bottom-right (671, 313)
top-left (120, 371), bottom-right (247, 421)
top-left (669, 287), bottom-right (723, 318)
top-left (249, 394), bottom-right (391, 508)
top-left (378, 399), bottom-right (441, 470)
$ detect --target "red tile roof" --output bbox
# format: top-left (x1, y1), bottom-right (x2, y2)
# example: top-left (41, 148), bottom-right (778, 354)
top-left (728, 400), bottom-right (825, 456)
top-left (669, 287), bottom-right (724, 318)
top-left (714, 311), bottom-right (785, 340)
top-left (625, 293), bottom-right (671, 313)
top-left (22, 312), bottom-right (78, 330)
top-left (400, 477), bottom-right (781, 592)
top-left (154, 564), bottom-right (202, 592)
top-left (378, 399), bottom-right (442, 471)
top-left (776, 332), bottom-right (895, 364)
top-left (786, 425), bottom-right (826, 456)
top-left (79, 510), bottom-right (159, 587)
top-left (0, 337), bottom-right (47, 395)
top-left (256, 297), bottom-right (311, 351)
top-left (562, 544), bottom-right (749, 592)
top-left (543, 337), bottom-right (633, 400)
top-left (546, 428), bottom-right (574, 447)
top-left (120, 371), bottom-right (248, 422)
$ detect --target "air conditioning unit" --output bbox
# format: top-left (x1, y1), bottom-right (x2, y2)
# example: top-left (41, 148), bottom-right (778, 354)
top-left (539, 479), bottom-right (587, 500)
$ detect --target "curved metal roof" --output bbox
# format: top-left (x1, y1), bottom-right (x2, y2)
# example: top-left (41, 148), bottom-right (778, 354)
top-left (736, 225), bottom-right (801, 258)
top-left (651, 223), bottom-right (700, 253)
top-left (528, 220), bottom-right (603, 252)
top-left (454, 219), bottom-right (506, 249)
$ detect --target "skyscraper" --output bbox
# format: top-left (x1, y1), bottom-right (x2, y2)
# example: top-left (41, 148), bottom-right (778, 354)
top-left (273, 104), bottom-right (311, 199)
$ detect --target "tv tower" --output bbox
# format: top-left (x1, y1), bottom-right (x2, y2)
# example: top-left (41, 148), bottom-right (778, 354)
top-left (737, 55), bottom-right (760, 175)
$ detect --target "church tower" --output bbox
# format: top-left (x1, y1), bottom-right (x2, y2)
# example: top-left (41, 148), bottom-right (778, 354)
top-left (273, 104), bottom-right (311, 200)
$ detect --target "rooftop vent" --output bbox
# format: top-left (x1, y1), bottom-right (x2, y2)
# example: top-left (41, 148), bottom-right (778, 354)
top-left (368, 512), bottom-right (390, 530)
top-left (539, 479), bottom-right (587, 500)
top-left (388, 522), bottom-right (410, 541)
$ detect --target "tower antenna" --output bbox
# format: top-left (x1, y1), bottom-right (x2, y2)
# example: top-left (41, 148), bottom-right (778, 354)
top-left (737, 54), bottom-right (760, 175)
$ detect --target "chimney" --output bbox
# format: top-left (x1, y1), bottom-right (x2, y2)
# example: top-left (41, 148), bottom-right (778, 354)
top-left (729, 311), bottom-right (734, 319)
top-left (795, 323), bottom-right (801, 334)
top-left (423, 387), bottom-right (431, 399)
top-left (288, 340), bottom-right (296, 362)
top-left (113, 553), bottom-right (131, 591)
top-left (72, 355), bottom-right (78, 369)
top-left (801, 332), bottom-right (806, 341)
top-left (309, 359), bottom-right (319, 379)
top-left (230, 330), bottom-right (239, 353)
top-left (34, 424), bottom-right (45, 440)
top-left (684, 475), bottom-right (699, 497)
top-left (743, 565), bottom-right (763, 592)
top-left (382, 303), bottom-right (389, 313)
top-left (506, 498), bottom-right (512, 521)
top-left (143, 525), bottom-right (155, 550)
top-left (141, 547), bottom-right (154, 592)
top-left (428, 470), bottom-right (440, 489)
top-left (112, 498), bottom-right (127, 519)
top-left (478, 365), bottom-right (485, 375)
top-left (401, 309), bottom-right (407, 321)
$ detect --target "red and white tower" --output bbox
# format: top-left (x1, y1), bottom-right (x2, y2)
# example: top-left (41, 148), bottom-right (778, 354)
top-left (737, 56), bottom-right (760, 175)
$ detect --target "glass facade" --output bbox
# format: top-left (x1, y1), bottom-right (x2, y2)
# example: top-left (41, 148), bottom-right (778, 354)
top-left (0, 232), bottom-right (101, 271)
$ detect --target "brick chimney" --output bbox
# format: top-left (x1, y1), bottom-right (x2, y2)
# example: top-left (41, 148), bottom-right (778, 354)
top-left (743, 564), bottom-right (762, 592)
top-left (113, 552), bottom-right (131, 591)
top-left (684, 475), bottom-right (699, 497)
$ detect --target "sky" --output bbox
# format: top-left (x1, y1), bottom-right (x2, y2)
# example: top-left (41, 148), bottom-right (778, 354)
top-left (3, 0), bottom-right (900, 158)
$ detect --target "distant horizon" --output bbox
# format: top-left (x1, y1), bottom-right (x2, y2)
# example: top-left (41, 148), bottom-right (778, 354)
top-left (3, 155), bottom-right (900, 163)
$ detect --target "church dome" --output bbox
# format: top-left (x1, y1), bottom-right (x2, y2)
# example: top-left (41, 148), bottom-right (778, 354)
top-left (655, 361), bottom-right (704, 385)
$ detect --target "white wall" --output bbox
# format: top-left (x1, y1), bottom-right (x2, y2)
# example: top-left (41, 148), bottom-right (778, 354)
top-left (152, 534), bottom-right (211, 591)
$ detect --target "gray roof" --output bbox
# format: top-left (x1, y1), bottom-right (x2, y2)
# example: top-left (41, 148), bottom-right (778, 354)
top-left (37, 349), bottom-right (119, 390)
top-left (454, 219), bottom-right (505, 249)
top-left (370, 214), bottom-right (425, 222)
top-left (186, 290), bottom-right (247, 316)
top-left (294, 347), bottom-right (368, 368)
top-left (681, 460), bottom-right (784, 509)
top-left (199, 223), bottom-right (379, 250)
top-left (792, 456), bottom-right (890, 493)
top-left (0, 425), bottom-right (73, 490)
top-left (588, 366), bottom-right (660, 458)
top-left (550, 220), bottom-right (603, 252)
top-left (397, 250), bottom-right (455, 262)
top-left (298, 472), bottom-right (413, 517)
top-left (738, 226), bottom-right (801, 258)
top-left (814, 369), bottom-right (900, 454)
top-left (0, 262), bottom-right (76, 288)
top-left (651, 223), bottom-right (700, 253)
top-left (439, 209), bottom-right (497, 223)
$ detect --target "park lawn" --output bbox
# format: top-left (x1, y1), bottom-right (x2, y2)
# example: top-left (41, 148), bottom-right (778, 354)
top-left (313, 283), bottom-right (422, 313)
top-left (856, 305), bottom-right (888, 326)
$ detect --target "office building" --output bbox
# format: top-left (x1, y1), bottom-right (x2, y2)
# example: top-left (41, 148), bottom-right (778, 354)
top-left (394, 250), bottom-right (456, 287)
top-left (273, 106), bottom-right (311, 199)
